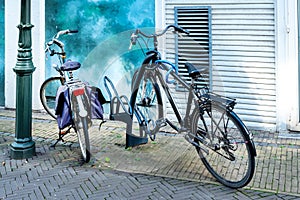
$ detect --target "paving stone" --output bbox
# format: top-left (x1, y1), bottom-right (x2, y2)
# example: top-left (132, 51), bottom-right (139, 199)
top-left (1, 108), bottom-right (300, 199)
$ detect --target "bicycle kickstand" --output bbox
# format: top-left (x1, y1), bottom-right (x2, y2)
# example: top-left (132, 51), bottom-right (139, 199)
top-left (98, 120), bottom-right (107, 131)
top-left (50, 125), bottom-right (74, 148)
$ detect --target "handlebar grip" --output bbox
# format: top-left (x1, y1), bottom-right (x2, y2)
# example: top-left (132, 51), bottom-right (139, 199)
top-left (174, 26), bottom-right (190, 35)
top-left (55, 29), bottom-right (78, 38)
top-left (69, 30), bottom-right (78, 33)
top-left (129, 32), bottom-right (138, 49)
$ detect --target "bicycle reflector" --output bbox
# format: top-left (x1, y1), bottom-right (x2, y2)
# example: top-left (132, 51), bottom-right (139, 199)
top-left (73, 87), bottom-right (85, 96)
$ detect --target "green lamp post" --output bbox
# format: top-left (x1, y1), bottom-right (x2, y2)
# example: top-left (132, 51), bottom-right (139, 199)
top-left (10, 0), bottom-right (36, 159)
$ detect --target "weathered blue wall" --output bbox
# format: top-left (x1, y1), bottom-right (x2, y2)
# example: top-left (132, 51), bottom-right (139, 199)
top-left (0, 0), bottom-right (4, 106)
top-left (45, 0), bottom-right (155, 92)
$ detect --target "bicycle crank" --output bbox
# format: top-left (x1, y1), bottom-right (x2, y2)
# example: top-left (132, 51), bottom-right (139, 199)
top-left (145, 118), bottom-right (167, 135)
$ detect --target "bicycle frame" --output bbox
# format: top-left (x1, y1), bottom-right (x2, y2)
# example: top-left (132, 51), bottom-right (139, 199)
top-left (118, 24), bottom-right (257, 188)
top-left (130, 51), bottom-right (197, 133)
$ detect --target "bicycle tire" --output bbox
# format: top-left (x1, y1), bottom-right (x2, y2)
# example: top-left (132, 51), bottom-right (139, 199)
top-left (71, 93), bottom-right (91, 163)
top-left (40, 77), bottom-right (63, 119)
top-left (191, 103), bottom-right (255, 188)
top-left (75, 116), bottom-right (91, 162)
top-left (131, 69), bottom-right (163, 138)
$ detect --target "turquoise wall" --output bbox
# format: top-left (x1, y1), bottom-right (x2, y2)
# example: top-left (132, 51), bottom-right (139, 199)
top-left (0, 0), bottom-right (4, 106)
top-left (45, 0), bottom-right (155, 92)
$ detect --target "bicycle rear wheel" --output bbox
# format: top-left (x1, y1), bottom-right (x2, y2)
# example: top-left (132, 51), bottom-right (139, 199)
top-left (75, 116), bottom-right (90, 162)
top-left (40, 77), bottom-right (63, 119)
top-left (71, 91), bottom-right (91, 163)
top-left (191, 103), bottom-right (255, 188)
top-left (131, 69), bottom-right (163, 139)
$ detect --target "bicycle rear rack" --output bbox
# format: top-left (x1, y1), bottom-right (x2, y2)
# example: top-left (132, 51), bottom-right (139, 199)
top-left (200, 92), bottom-right (236, 110)
top-left (103, 76), bottom-right (148, 148)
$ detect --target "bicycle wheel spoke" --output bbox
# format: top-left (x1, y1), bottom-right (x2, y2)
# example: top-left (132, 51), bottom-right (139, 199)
top-left (40, 77), bottom-right (62, 119)
top-left (131, 70), bottom-right (163, 138)
top-left (192, 104), bottom-right (255, 188)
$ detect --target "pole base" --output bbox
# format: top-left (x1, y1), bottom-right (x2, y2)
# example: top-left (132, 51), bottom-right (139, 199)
top-left (10, 141), bottom-right (36, 159)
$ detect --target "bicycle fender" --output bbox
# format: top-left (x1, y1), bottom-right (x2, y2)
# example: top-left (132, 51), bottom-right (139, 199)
top-left (229, 110), bottom-right (257, 157)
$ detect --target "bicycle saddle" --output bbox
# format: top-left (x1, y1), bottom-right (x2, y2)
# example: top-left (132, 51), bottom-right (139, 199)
top-left (61, 60), bottom-right (81, 71)
top-left (185, 62), bottom-right (208, 79)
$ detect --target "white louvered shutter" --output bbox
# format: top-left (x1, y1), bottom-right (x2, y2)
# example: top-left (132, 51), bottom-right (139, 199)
top-left (162, 0), bottom-right (276, 130)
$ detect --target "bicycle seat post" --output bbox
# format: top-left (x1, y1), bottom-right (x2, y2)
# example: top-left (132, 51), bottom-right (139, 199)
top-left (154, 36), bottom-right (158, 51)
top-left (68, 71), bottom-right (74, 80)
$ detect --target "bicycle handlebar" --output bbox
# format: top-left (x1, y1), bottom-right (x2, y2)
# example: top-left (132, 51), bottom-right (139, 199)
top-left (129, 24), bottom-right (189, 50)
top-left (54, 29), bottom-right (78, 39)
top-left (136, 25), bottom-right (189, 38)
top-left (45, 29), bottom-right (78, 57)
top-left (129, 25), bottom-right (189, 83)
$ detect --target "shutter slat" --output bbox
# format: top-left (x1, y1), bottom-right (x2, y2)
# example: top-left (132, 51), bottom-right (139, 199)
top-left (164, 1), bottom-right (276, 130)
top-left (175, 7), bottom-right (211, 90)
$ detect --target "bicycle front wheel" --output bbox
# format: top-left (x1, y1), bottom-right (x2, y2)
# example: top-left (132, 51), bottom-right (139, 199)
top-left (191, 104), bottom-right (255, 188)
top-left (131, 69), bottom-right (163, 139)
top-left (40, 77), bottom-right (63, 119)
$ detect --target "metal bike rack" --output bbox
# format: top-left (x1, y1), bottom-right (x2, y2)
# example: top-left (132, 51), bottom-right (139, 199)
top-left (103, 76), bottom-right (148, 148)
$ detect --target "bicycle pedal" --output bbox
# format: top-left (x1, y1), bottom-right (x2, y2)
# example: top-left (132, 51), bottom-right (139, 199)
top-left (60, 131), bottom-right (67, 135)
top-left (156, 118), bottom-right (167, 128)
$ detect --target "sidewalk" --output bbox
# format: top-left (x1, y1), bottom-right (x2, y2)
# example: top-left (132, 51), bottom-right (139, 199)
top-left (0, 108), bottom-right (300, 199)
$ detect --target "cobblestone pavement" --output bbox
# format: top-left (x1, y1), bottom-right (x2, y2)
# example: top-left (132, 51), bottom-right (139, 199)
top-left (0, 108), bottom-right (300, 199)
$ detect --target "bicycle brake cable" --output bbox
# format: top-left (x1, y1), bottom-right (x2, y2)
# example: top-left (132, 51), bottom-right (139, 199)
top-left (155, 60), bottom-right (178, 84)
